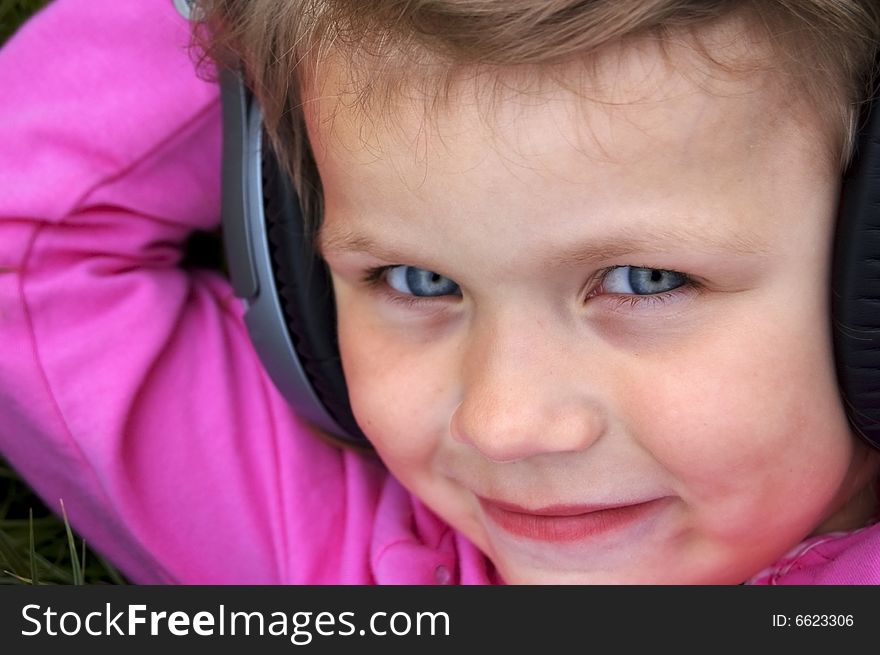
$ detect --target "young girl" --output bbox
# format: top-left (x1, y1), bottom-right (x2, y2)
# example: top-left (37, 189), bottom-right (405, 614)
top-left (1, 0), bottom-right (879, 584)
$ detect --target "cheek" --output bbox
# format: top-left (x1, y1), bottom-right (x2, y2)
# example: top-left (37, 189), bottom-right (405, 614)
top-left (623, 313), bottom-right (853, 517)
top-left (334, 299), bottom-right (455, 468)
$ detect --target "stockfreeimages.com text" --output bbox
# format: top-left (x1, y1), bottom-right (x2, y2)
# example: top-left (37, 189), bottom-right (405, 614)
top-left (21, 603), bottom-right (450, 645)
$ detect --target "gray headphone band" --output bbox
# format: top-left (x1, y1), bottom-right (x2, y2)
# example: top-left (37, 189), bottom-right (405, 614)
top-left (218, 69), bottom-right (356, 441)
top-left (173, 0), bottom-right (196, 20)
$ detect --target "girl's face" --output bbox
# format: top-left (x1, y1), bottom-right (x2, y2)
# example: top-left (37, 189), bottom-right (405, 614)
top-left (308, 38), bottom-right (879, 583)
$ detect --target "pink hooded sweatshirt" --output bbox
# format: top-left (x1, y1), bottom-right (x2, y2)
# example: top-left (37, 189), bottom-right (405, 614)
top-left (1, 0), bottom-right (878, 585)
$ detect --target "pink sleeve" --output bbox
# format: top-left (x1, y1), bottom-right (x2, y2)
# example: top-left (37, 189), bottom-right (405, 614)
top-left (0, 0), bottom-right (385, 583)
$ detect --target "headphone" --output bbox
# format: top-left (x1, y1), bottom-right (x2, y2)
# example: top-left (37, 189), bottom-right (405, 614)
top-left (832, 97), bottom-right (880, 451)
top-left (180, 1), bottom-right (880, 450)
top-left (218, 70), bottom-right (367, 445)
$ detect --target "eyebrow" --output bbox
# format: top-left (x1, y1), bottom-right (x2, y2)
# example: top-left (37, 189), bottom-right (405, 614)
top-left (547, 225), bottom-right (769, 266)
top-left (318, 223), bottom-right (769, 266)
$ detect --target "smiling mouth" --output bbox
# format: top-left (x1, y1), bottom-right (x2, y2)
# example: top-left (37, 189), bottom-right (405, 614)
top-left (477, 497), bottom-right (670, 542)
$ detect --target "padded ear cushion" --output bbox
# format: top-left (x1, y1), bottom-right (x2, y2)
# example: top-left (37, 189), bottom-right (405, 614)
top-left (833, 102), bottom-right (880, 450)
top-left (260, 140), bottom-right (369, 444)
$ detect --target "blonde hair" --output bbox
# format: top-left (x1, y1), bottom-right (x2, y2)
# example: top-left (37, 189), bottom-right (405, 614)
top-left (191, 0), bottom-right (880, 231)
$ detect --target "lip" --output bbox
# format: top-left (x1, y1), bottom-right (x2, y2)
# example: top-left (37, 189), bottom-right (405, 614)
top-left (477, 496), bottom-right (670, 543)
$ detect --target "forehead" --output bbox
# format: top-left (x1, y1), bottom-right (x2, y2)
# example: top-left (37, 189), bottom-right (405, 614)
top-left (302, 18), bottom-right (821, 160)
top-left (304, 28), bottom-right (834, 257)
top-left (305, 36), bottom-right (826, 170)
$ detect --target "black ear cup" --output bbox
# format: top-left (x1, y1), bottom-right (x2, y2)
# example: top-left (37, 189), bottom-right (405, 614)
top-left (833, 102), bottom-right (880, 450)
top-left (261, 140), bottom-right (368, 444)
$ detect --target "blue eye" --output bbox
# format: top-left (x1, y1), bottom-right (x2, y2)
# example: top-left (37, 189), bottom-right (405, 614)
top-left (385, 265), bottom-right (460, 297)
top-left (602, 266), bottom-right (687, 295)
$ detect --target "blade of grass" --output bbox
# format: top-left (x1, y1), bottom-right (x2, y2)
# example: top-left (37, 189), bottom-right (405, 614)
top-left (80, 538), bottom-right (86, 583)
top-left (0, 529), bottom-right (29, 577)
top-left (59, 499), bottom-right (83, 586)
top-left (3, 570), bottom-right (34, 584)
top-left (25, 550), bottom-right (74, 585)
top-left (94, 553), bottom-right (128, 586)
top-left (29, 508), bottom-right (37, 585)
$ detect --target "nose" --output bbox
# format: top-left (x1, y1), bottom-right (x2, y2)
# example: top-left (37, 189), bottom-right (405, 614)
top-left (450, 311), bottom-right (607, 463)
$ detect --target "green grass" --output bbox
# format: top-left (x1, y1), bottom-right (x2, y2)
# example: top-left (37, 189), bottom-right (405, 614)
top-left (1, 1), bottom-right (127, 586)
top-left (0, 458), bottom-right (127, 585)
